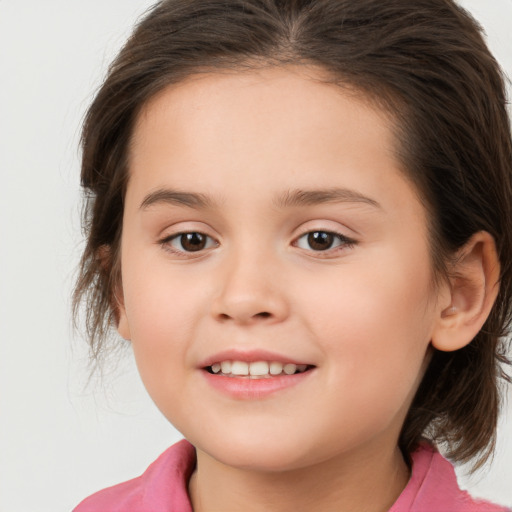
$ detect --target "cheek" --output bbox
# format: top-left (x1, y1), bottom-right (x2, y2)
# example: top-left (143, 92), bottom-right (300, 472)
top-left (122, 249), bottom-right (206, 337)
top-left (306, 255), bottom-right (433, 345)
top-left (301, 252), bottom-right (435, 404)
top-left (120, 258), bottom-right (206, 401)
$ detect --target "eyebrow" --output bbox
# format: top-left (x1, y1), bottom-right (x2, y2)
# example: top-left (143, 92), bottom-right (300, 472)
top-left (139, 187), bottom-right (381, 211)
top-left (140, 189), bottom-right (216, 210)
top-left (274, 188), bottom-right (382, 209)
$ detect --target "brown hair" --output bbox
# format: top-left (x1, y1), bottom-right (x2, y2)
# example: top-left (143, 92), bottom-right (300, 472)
top-left (73, 0), bottom-right (512, 469)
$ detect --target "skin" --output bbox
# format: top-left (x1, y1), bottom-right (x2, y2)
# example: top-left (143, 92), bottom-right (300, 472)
top-left (116, 66), bottom-right (499, 511)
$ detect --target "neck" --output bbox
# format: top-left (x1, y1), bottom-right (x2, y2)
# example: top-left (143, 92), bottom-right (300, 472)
top-left (188, 441), bottom-right (409, 512)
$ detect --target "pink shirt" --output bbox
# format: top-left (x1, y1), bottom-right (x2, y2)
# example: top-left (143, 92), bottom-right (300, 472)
top-left (74, 440), bottom-right (509, 511)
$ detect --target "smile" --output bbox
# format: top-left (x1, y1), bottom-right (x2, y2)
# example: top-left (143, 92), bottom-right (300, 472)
top-left (207, 361), bottom-right (311, 378)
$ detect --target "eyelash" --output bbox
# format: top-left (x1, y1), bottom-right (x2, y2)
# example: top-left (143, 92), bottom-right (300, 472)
top-left (159, 230), bottom-right (357, 257)
top-left (159, 232), bottom-right (218, 256)
top-left (294, 230), bottom-right (357, 255)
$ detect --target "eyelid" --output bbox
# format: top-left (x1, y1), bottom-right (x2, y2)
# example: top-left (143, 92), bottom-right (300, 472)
top-left (292, 228), bottom-right (358, 255)
top-left (159, 230), bottom-right (219, 257)
top-left (156, 220), bottom-right (218, 245)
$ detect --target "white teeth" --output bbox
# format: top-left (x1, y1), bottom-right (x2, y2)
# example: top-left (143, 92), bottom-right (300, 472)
top-left (209, 360), bottom-right (310, 377)
top-left (283, 363), bottom-right (297, 375)
top-left (231, 361), bottom-right (249, 376)
top-left (269, 361), bottom-right (284, 375)
top-left (249, 361), bottom-right (269, 376)
top-left (220, 361), bottom-right (232, 374)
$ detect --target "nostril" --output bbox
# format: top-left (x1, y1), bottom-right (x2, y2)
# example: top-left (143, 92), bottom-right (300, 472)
top-left (215, 311), bottom-right (272, 323)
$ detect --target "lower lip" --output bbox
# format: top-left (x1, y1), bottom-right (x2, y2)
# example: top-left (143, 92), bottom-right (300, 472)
top-left (201, 369), bottom-right (314, 400)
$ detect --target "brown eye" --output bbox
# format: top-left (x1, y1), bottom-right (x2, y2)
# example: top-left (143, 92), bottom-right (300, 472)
top-left (295, 230), bottom-right (355, 253)
top-left (165, 232), bottom-right (217, 253)
top-left (180, 233), bottom-right (207, 251)
top-left (307, 231), bottom-right (334, 251)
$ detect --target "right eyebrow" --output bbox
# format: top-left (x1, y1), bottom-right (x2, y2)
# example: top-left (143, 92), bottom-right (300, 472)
top-left (139, 188), bottom-right (217, 210)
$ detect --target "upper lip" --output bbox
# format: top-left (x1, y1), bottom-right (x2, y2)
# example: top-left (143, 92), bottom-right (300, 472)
top-left (199, 349), bottom-right (313, 368)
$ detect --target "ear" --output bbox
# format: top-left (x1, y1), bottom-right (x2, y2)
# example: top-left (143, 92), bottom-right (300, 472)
top-left (97, 244), bottom-right (132, 341)
top-left (116, 300), bottom-right (132, 341)
top-left (432, 231), bottom-right (500, 352)
top-left (113, 276), bottom-right (131, 341)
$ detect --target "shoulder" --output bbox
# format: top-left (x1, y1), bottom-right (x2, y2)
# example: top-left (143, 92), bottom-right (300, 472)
top-left (391, 443), bottom-right (509, 512)
top-left (73, 439), bottom-right (196, 512)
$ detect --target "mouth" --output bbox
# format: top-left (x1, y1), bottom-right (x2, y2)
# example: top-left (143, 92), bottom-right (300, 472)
top-left (204, 361), bottom-right (314, 378)
top-left (200, 352), bottom-right (316, 399)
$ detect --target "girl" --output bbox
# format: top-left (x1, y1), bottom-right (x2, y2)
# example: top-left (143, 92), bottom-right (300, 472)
top-left (73, 0), bottom-right (512, 510)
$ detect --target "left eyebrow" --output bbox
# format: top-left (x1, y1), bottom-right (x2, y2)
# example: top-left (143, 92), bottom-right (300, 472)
top-left (139, 188), bottom-right (217, 210)
top-left (274, 188), bottom-right (382, 210)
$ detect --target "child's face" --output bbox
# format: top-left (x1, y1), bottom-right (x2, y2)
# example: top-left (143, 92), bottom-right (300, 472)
top-left (118, 67), bottom-right (448, 471)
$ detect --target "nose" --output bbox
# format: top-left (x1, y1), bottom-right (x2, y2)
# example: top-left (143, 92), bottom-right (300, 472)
top-left (210, 250), bottom-right (290, 325)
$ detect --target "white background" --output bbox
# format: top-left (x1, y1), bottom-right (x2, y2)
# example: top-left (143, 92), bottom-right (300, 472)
top-left (0, 1), bottom-right (511, 511)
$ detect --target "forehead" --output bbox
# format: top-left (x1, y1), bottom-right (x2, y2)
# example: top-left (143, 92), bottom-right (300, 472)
top-left (127, 66), bottom-right (424, 225)
top-left (132, 66), bottom-right (396, 150)
top-left (130, 67), bottom-right (399, 180)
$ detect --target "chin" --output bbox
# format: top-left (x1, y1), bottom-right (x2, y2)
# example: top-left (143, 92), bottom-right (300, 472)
top-left (191, 429), bottom-right (327, 473)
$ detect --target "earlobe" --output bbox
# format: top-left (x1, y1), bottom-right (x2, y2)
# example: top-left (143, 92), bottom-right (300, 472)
top-left (431, 231), bottom-right (500, 352)
top-left (96, 244), bottom-right (131, 341)
top-left (117, 304), bottom-right (132, 341)
top-left (113, 280), bottom-right (131, 340)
